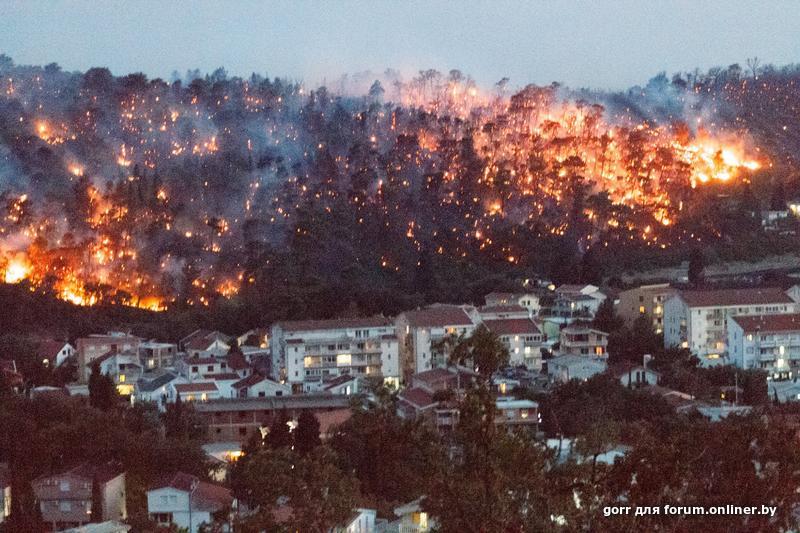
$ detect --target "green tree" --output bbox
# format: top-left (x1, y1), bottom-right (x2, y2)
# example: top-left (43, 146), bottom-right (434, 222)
top-left (294, 410), bottom-right (321, 456)
top-left (267, 409), bottom-right (293, 450)
top-left (88, 362), bottom-right (117, 411)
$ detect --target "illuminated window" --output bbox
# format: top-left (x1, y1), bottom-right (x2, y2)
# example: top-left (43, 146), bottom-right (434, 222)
top-left (639, 306), bottom-right (646, 314)
top-left (119, 374), bottom-right (126, 383)
top-left (499, 382), bottom-right (507, 394)
top-left (186, 395), bottom-right (194, 401)
top-left (337, 354), bottom-right (352, 366)
top-left (201, 393), bottom-right (207, 401)
top-left (594, 346), bottom-right (604, 355)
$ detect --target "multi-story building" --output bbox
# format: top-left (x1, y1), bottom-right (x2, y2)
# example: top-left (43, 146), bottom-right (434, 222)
top-left (549, 284), bottom-right (606, 324)
top-left (271, 317), bottom-right (399, 393)
top-left (395, 305), bottom-right (477, 381)
top-left (138, 341), bottom-right (177, 370)
top-left (616, 283), bottom-right (676, 333)
top-left (728, 314), bottom-right (800, 380)
top-left (664, 287), bottom-right (798, 365)
top-left (76, 333), bottom-right (140, 383)
top-left (32, 463), bottom-right (126, 531)
top-left (482, 317), bottom-right (545, 370)
top-left (559, 326), bottom-right (608, 357)
top-left (147, 472), bottom-right (233, 533)
top-left (0, 463), bottom-right (9, 525)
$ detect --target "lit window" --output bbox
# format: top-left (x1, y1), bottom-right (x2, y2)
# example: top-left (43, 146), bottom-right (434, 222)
top-left (337, 354), bottom-right (352, 366)
top-left (119, 374), bottom-right (126, 383)
top-left (201, 393), bottom-right (207, 401)
top-left (639, 306), bottom-right (646, 314)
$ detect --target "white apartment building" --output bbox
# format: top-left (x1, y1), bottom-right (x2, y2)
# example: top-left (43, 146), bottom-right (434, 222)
top-left (271, 317), bottom-right (399, 393)
top-left (482, 317), bottom-right (545, 370)
top-left (664, 287), bottom-right (799, 366)
top-left (728, 314), bottom-right (800, 380)
top-left (395, 305), bottom-right (477, 382)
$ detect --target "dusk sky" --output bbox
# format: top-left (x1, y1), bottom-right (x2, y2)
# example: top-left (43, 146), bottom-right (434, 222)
top-left (2, 0), bottom-right (800, 90)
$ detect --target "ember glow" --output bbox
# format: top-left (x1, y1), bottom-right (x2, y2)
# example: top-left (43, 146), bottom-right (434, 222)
top-left (0, 64), bottom-right (770, 310)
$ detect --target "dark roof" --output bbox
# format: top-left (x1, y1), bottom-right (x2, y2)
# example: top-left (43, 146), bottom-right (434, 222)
top-left (277, 316), bottom-right (392, 332)
top-left (323, 374), bottom-right (355, 389)
top-left (35, 462), bottom-right (124, 486)
top-left (480, 304), bottom-right (528, 313)
top-left (174, 382), bottom-right (218, 393)
top-left (186, 357), bottom-right (219, 365)
top-left (483, 318), bottom-right (542, 336)
top-left (38, 340), bottom-right (70, 361)
top-left (401, 306), bottom-right (474, 327)
top-left (186, 331), bottom-right (231, 352)
top-left (232, 373), bottom-right (266, 389)
top-left (678, 287), bottom-right (793, 307)
top-left (399, 387), bottom-right (435, 408)
top-left (731, 314), bottom-right (800, 333)
top-left (151, 472), bottom-right (233, 512)
top-left (137, 371), bottom-right (177, 392)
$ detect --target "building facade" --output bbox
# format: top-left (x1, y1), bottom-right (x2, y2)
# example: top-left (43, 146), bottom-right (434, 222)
top-left (664, 287), bottom-right (798, 365)
top-left (559, 326), bottom-right (608, 357)
top-left (271, 317), bottom-right (399, 393)
top-left (616, 283), bottom-right (676, 334)
top-left (728, 314), bottom-right (800, 380)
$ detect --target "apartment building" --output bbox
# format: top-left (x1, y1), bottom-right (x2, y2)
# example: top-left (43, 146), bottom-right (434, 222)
top-left (483, 291), bottom-right (541, 315)
top-left (616, 283), bottom-right (676, 333)
top-left (728, 314), bottom-right (800, 380)
top-left (482, 317), bottom-right (545, 370)
top-left (395, 306), bottom-right (477, 381)
top-left (271, 317), bottom-right (399, 393)
top-left (664, 287), bottom-right (798, 365)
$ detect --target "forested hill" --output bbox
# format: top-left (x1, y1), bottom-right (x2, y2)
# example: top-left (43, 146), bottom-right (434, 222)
top-left (0, 55), bottom-right (799, 327)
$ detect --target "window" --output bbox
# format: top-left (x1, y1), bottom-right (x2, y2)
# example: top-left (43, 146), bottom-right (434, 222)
top-left (169, 495), bottom-right (177, 504)
top-left (207, 365), bottom-right (214, 372)
top-left (59, 501), bottom-right (71, 512)
top-left (59, 480), bottom-right (70, 492)
top-left (160, 495), bottom-right (168, 505)
top-left (191, 366), bottom-right (198, 372)
top-left (639, 306), bottom-right (646, 314)
top-left (239, 427), bottom-right (247, 436)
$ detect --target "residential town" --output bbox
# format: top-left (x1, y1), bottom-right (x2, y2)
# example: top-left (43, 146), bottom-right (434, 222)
top-left (4, 277), bottom-right (800, 531)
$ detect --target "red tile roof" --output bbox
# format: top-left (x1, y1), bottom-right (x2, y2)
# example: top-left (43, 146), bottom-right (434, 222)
top-left (483, 318), bottom-right (542, 336)
top-left (678, 287), bottom-right (793, 307)
top-left (174, 382), bottom-right (218, 393)
top-left (203, 373), bottom-right (240, 381)
top-left (401, 306), bottom-right (474, 327)
top-left (731, 314), bottom-right (800, 333)
top-left (232, 373), bottom-right (266, 389)
top-left (277, 316), bottom-right (392, 332)
top-left (399, 387), bottom-right (435, 408)
top-left (323, 374), bottom-right (355, 389)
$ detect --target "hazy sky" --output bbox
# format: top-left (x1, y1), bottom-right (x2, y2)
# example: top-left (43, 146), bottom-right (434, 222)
top-left (2, 1), bottom-right (799, 90)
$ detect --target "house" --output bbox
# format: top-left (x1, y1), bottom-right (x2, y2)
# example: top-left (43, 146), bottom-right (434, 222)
top-left (180, 330), bottom-right (232, 358)
top-left (237, 328), bottom-right (269, 349)
top-left (391, 498), bottom-right (435, 532)
top-left (76, 333), bottom-right (140, 383)
top-left (482, 317), bottom-right (545, 370)
top-left (494, 397), bottom-right (540, 430)
top-left (178, 357), bottom-right (230, 380)
top-left (614, 364), bottom-right (660, 388)
top-left (664, 287), bottom-right (798, 366)
top-left (271, 317), bottom-right (399, 393)
top-left (225, 351), bottom-right (252, 378)
top-left (138, 341), bottom-right (177, 370)
top-left (170, 382), bottom-right (220, 402)
top-left (0, 463), bottom-right (10, 525)
top-left (616, 283), bottom-right (676, 334)
top-left (547, 355), bottom-right (607, 384)
top-left (549, 284), bottom-right (606, 323)
top-left (134, 370), bottom-right (177, 405)
top-left (558, 326), bottom-right (608, 358)
top-left (231, 373), bottom-right (290, 398)
top-left (484, 291), bottom-right (541, 315)
top-left (96, 350), bottom-right (142, 396)
top-left (395, 305), bottom-right (477, 380)
top-left (728, 313), bottom-right (800, 380)
top-left (32, 463), bottom-right (126, 531)
top-left (38, 340), bottom-right (75, 368)
top-left (147, 472), bottom-right (234, 533)
top-left (334, 508), bottom-right (377, 533)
